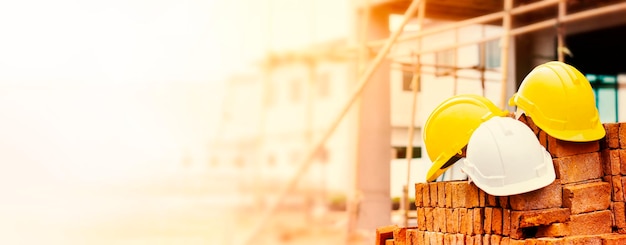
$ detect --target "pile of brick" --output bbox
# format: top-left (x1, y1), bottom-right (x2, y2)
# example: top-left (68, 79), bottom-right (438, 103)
top-left (376, 116), bottom-right (626, 245)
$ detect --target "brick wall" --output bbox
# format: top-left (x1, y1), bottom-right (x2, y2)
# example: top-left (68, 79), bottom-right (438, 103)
top-left (377, 117), bottom-right (626, 245)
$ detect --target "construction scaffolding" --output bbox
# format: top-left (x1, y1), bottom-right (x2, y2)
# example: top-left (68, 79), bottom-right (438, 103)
top-left (235, 1), bottom-right (626, 244)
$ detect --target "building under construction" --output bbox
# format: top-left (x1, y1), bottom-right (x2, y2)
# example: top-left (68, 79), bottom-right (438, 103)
top-left (212, 0), bottom-right (626, 244)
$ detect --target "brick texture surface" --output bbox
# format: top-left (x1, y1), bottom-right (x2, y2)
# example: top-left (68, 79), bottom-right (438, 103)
top-left (446, 208), bottom-right (459, 233)
top-left (393, 227), bottom-right (407, 245)
top-left (612, 202), bottom-right (626, 231)
top-left (492, 208), bottom-right (503, 235)
top-left (376, 225), bottom-right (397, 245)
top-left (553, 152), bottom-right (603, 184)
top-left (568, 210), bottom-right (612, 236)
top-left (603, 123), bottom-right (620, 149)
top-left (535, 223), bottom-right (571, 237)
top-left (415, 183), bottom-right (424, 207)
top-left (509, 180), bottom-right (562, 210)
top-left (473, 208), bottom-right (484, 235)
top-left (619, 123), bottom-right (626, 149)
top-left (602, 149), bottom-right (621, 176)
top-left (392, 123), bottom-right (626, 245)
top-left (512, 208), bottom-right (571, 228)
top-left (437, 182), bottom-right (446, 208)
top-left (562, 181), bottom-right (611, 214)
top-left (547, 134), bottom-right (600, 158)
top-left (434, 208), bottom-right (445, 232)
top-left (562, 235), bottom-right (603, 245)
top-left (620, 150), bottom-right (626, 175)
top-left (601, 234), bottom-right (626, 245)
top-left (430, 183), bottom-right (438, 207)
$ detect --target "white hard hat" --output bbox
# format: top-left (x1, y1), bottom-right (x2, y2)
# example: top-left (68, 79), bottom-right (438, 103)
top-left (461, 117), bottom-right (555, 196)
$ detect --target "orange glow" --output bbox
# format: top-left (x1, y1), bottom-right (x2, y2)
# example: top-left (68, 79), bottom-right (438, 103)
top-left (0, 0), bottom-right (351, 244)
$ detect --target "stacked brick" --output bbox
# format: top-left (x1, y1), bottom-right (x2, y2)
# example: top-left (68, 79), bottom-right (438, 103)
top-left (377, 117), bottom-right (626, 245)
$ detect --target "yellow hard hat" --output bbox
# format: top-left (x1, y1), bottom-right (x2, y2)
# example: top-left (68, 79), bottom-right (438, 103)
top-left (508, 61), bottom-right (605, 142)
top-left (423, 94), bottom-right (508, 182)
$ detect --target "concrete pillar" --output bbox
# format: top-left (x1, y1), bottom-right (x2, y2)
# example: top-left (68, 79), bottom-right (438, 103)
top-left (352, 4), bottom-right (392, 233)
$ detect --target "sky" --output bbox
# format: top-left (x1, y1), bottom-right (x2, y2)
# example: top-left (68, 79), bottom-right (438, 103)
top-left (0, 0), bottom-right (349, 187)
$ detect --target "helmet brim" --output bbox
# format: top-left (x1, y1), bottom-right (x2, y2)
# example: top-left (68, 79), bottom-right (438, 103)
top-left (541, 122), bottom-right (606, 142)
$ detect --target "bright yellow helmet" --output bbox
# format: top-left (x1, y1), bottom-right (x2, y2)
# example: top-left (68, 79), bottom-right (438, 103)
top-left (423, 94), bottom-right (508, 182)
top-left (508, 61), bottom-right (605, 142)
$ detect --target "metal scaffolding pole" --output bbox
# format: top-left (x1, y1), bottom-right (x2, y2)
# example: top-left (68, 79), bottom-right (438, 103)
top-left (367, 0), bottom-right (560, 49)
top-left (236, 1), bottom-right (422, 244)
top-left (500, 0), bottom-right (513, 109)
top-left (403, 0), bottom-right (426, 228)
top-left (557, 0), bottom-right (567, 62)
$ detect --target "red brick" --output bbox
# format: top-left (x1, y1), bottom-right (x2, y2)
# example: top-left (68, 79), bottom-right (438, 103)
top-left (434, 208), bottom-right (446, 232)
top-left (491, 234), bottom-right (502, 245)
top-left (482, 234), bottom-right (491, 245)
top-left (473, 208), bottom-right (484, 235)
top-left (612, 202), bottom-right (626, 229)
top-left (417, 208), bottom-right (426, 231)
top-left (424, 231), bottom-right (434, 244)
top-left (465, 234), bottom-right (475, 245)
top-left (474, 234), bottom-right (483, 245)
top-left (446, 208), bottom-right (459, 233)
top-left (436, 232), bottom-right (444, 244)
top-left (601, 233), bottom-right (626, 245)
top-left (456, 234), bottom-right (465, 244)
top-left (501, 237), bottom-right (511, 245)
top-left (459, 208), bottom-right (472, 235)
top-left (620, 150), bottom-right (626, 175)
top-left (535, 237), bottom-right (566, 245)
top-left (547, 133), bottom-right (600, 158)
top-left (605, 176), bottom-right (625, 202)
top-left (393, 227), bottom-right (407, 245)
top-left (512, 208), bottom-right (571, 228)
top-left (553, 153), bottom-right (603, 184)
top-left (536, 223), bottom-right (571, 237)
top-left (425, 208), bottom-right (434, 231)
top-left (486, 192), bottom-right (498, 207)
top-left (619, 123), bottom-right (626, 149)
top-left (562, 181), bottom-right (611, 214)
top-left (451, 181), bottom-right (470, 208)
top-left (509, 180), bottom-right (562, 210)
top-left (539, 130), bottom-right (549, 150)
top-left (603, 123), bottom-right (620, 149)
top-left (479, 188), bottom-right (487, 207)
top-left (568, 210), bottom-right (613, 236)
top-left (468, 182), bottom-right (480, 208)
top-left (563, 235), bottom-right (603, 245)
top-left (503, 209), bottom-right (511, 236)
top-left (444, 233), bottom-right (453, 245)
top-left (414, 231), bottom-right (426, 245)
top-left (602, 149), bottom-right (621, 176)
top-left (484, 207), bottom-right (493, 234)
top-left (406, 229), bottom-right (420, 245)
top-left (611, 176), bottom-right (625, 203)
top-left (376, 224), bottom-right (397, 245)
top-left (446, 182), bottom-right (454, 208)
top-left (492, 208), bottom-right (503, 235)
top-left (437, 182), bottom-right (446, 208)
top-left (423, 184), bottom-right (430, 207)
top-left (509, 238), bottom-right (527, 245)
top-left (522, 114), bottom-right (541, 136)
top-left (498, 196), bottom-right (510, 209)
top-left (415, 183), bottom-right (424, 207)
top-left (430, 183), bottom-right (438, 207)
